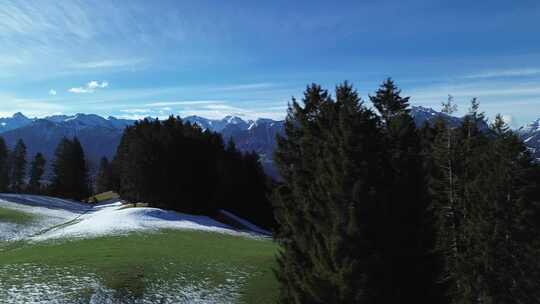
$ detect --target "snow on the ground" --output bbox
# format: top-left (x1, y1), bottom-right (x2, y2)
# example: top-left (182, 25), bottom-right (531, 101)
top-left (0, 194), bottom-right (88, 241)
top-left (0, 194), bottom-right (90, 213)
top-left (220, 209), bottom-right (271, 236)
top-left (0, 263), bottom-right (246, 304)
top-left (0, 194), bottom-right (266, 242)
top-left (34, 201), bottom-right (246, 241)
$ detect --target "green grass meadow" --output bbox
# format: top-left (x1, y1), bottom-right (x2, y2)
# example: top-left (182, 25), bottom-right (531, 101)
top-left (0, 229), bottom-right (279, 303)
top-left (0, 206), bottom-right (37, 224)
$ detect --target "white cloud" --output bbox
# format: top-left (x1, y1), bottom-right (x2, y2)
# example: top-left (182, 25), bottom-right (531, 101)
top-left (120, 108), bottom-right (148, 114)
top-left (407, 82), bottom-right (540, 103)
top-left (68, 87), bottom-right (91, 94)
top-left (209, 83), bottom-right (276, 92)
top-left (87, 81), bottom-right (108, 89)
top-left (0, 92), bottom-right (65, 117)
top-left (116, 114), bottom-right (151, 120)
top-left (499, 114), bottom-right (521, 128)
top-left (68, 81), bottom-right (109, 94)
top-left (464, 68), bottom-right (540, 79)
top-left (48, 89), bottom-right (57, 96)
top-left (70, 58), bottom-right (143, 69)
top-left (145, 100), bottom-right (225, 107)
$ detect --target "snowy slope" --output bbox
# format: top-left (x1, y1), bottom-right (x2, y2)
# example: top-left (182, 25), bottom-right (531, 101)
top-left (0, 112), bottom-right (33, 133)
top-left (0, 194), bottom-right (266, 242)
top-left (518, 118), bottom-right (540, 161)
top-left (0, 194), bottom-right (89, 241)
top-left (219, 209), bottom-right (271, 236)
top-left (34, 201), bottom-right (242, 241)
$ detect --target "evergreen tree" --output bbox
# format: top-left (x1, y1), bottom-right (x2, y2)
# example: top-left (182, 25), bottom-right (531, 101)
top-left (369, 79), bottom-right (443, 303)
top-left (112, 116), bottom-right (272, 226)
top-left (429, 99), bottom-right (540, 303)
top-left (28, 153), bottom-right (46, 193)
top-left (429, 96), bottom-right (467, 301)
top-left (51, 137), bottom-right (90, 200)
top-left (371, 77), bottom-right (410, 123)
top-left (273, 83), bottom-right (388, 303)
top-left (95, 156), bottom-right (112, 193)
top-left (0, 137), bottom-right (10, 192)
top-left (10, 139), bottom-right (27, 193)
top-left (461, 115), bottom-right (540, 303)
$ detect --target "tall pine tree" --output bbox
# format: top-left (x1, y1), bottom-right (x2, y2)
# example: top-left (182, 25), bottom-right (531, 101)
top-left (273, 83), bottom-right (388, 303)
top-left (0, 137), bottom-right (9, 192)
top-left (50, 137), bottom-right (90, 200)
top-left (95, 156), bottom-right (113, 194)
top-left (112, 116), bottom-right (272, 225)
top-left (429, 99), bottom-right (540, 303)
top-left (369, 78), bottom-right (443, 303)
top-left (10, 139), bottom-right (27, 193)
top-left (28, 153), bottom-right (46, 194)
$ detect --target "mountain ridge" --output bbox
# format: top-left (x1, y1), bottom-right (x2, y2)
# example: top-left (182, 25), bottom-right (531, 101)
top-left (0, 107), bottom-right (537, 178)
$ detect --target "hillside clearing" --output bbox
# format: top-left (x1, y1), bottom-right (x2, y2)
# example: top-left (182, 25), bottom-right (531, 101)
top-left (0, 195), bottom-right (278, 303)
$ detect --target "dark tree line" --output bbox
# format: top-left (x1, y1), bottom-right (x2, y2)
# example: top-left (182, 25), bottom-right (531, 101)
top-left (273, 80), bottom-right (540, 303)
top-left (425, 97), bottom-right (540, 303)
top-left (50, 137), bottom-right (91, 201)
top-left (0, 136), bottom-right (90, 200)
top-left (95, 156), bottom-right (113, 194)
top-left (110, 116), bottom-right (274, 228)
top-left (0, 138), bottom-right (42, 194)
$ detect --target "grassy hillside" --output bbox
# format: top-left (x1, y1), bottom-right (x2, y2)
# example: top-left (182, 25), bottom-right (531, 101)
top-left (0, 206), bottom-right (37, 224)
top-left (0, 200), bottom-right (279, 303)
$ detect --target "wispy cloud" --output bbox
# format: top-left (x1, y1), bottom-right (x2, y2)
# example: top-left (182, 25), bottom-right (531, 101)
top-left (70, 58), bottom-right (144, 69)
top-left (144, 100), bottom-right (225, 107)
top-left (68, 81), bottom-right (109, 94)
top-left (464, 68), bottom-right (540, 79)
top-left (120, 108), bottom-right (149, 114)
top-left (48, 89), bottom-right (57, 96)
top-left (408, 82), bottom-right (540, 102)
top-left (209, 83), bottom-right (276, 92)
top-left (0, 2), bottom-right (157, 78)
top-left (0, 92), bottom-right (65, 117)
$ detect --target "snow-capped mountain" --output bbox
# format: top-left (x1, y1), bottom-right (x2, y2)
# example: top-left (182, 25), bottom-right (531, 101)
top-left (42, 113), bottom-right (133, 131)
top-left (0, 114), bottom-right (135, 176)
top-left (0, 109), bottom-right (536, 179)
top-left (183, 115), bottom-right (252, 132)
top-left (519, 118), bottom-right (540, 135)
top-left (0, 112), bottom-right (34, 132)
top-left (410, 106), bottom-right (463, 127)
top-left (222, 118), bottom-right (285, 178)
top-left (518, 118), bottom-right (540, 161)
top-left (0, 113), bottom-right (134, 135)
top-left (183, 115), bottom-right (283, 177)
top-left (1, 119), bottom-right (128, 176)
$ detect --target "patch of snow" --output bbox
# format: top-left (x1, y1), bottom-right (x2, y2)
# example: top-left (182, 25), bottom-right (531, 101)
top-left (34, 202), bottom-right (245, 241)
top-left (0, 264), bottom-right (246, 303)
top-left (0, 194), bottom-right (88, 241)
top-left (223, 115), bottom-right (245, 125)
top-left (220, 209), bottom-right (271, 236)
top-left (0, 193), bottom-right (90, 213)
top-left (0, 194), bottom-right (266, 242)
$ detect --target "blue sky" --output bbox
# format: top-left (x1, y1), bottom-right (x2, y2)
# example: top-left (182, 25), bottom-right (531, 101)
top-left (0, 0), bottom-right (539, 127)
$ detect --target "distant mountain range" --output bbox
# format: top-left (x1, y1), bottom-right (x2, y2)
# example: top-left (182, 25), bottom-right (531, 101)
top-left (0, 114), bottom-right (133, 177)
top-left (0, 107), bottom-right (537, 179)
top-left (183, 115), bottom-right (285, 178)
